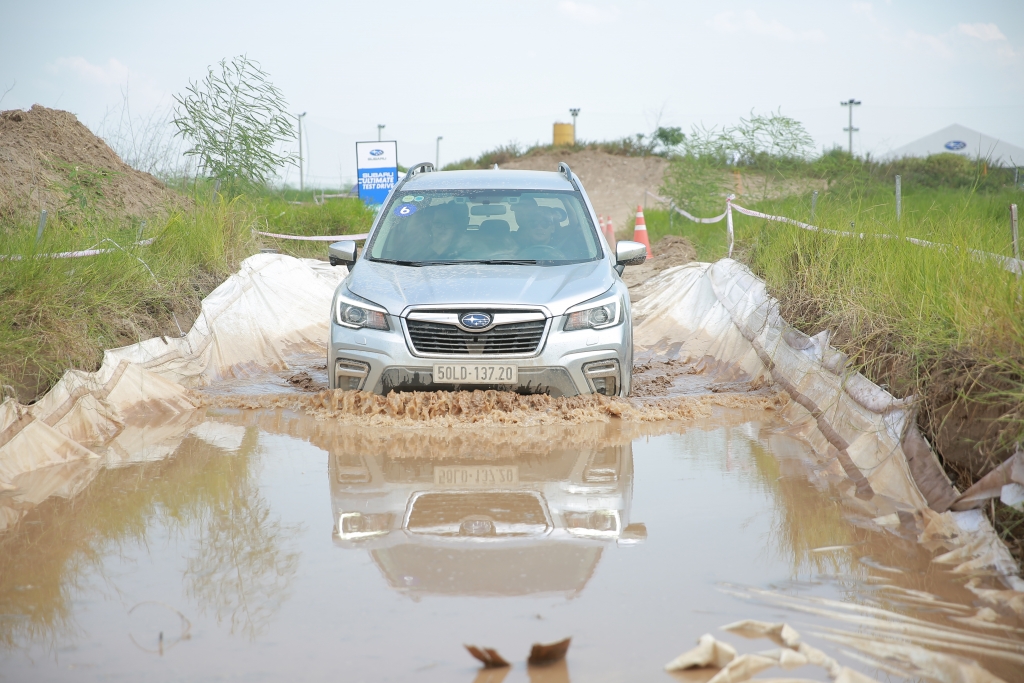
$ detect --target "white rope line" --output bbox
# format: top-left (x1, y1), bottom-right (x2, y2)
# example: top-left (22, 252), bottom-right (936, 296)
top-left (644, 191), bottom-right (1024, 275)
top-left (0, 237), bottom-right (157, 261)
top-left (645, 191), bottom-right (728, 223)
top-left (255, 230), bottom-right (369, 241)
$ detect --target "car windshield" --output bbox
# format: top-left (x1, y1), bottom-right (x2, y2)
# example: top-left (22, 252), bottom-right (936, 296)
top-left (367, 189), bottom-right (601, 266)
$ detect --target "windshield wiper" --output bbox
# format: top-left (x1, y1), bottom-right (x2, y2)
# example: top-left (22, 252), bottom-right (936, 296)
top-left (464, 259), bottom-right (539, 265)
top-left (371, 258), bottom-right (425, 267)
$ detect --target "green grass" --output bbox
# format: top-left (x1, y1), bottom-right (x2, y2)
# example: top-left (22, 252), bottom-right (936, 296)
top-left (0, 191), bottom-right (374, 400)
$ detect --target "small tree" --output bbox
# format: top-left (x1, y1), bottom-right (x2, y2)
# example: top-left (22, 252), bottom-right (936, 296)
top-left (173, 55), bottom-right (295, 194)
top-left (661, 112), bottom-right (814, 210)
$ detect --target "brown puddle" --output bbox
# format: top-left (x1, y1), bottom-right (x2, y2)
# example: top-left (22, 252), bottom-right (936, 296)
top-left (1, 406), bottom-right (1022, 682)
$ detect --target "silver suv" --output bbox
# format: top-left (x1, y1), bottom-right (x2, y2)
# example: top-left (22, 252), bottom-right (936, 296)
top-left (327, 162), bottom-right (646, 397)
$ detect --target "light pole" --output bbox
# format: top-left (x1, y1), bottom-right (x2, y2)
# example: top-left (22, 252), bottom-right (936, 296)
top-left (297, 112), bottom-right (307, 191)
top-left (377, 124), bottom-right (385, 142)
top-left (840, 99), bottom-right (861, 156)
top-left (436, 136), bottom-right (443, 169)
top-left (569, 108), bottom-right (580, 144)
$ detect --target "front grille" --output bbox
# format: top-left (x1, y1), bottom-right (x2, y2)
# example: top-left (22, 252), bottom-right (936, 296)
top-left (407, 492), bottom-right (549, 537)
top-left (406, 319), bottom-right (546, 356)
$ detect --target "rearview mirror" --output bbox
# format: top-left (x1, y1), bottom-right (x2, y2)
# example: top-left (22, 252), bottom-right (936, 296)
top-left (329, 240), bottom-right (357, 271)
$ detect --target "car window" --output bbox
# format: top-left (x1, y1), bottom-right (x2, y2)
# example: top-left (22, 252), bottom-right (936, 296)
top-left (367, 190), bottom-right (600, 265)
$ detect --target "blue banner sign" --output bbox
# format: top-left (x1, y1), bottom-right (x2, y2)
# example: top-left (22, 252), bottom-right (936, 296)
top-left (356, 141), bottom-right (398, 205)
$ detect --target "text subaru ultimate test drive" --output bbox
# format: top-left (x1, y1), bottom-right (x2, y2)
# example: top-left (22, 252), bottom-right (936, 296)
top-left (326, 162), bottom-right (647, 397)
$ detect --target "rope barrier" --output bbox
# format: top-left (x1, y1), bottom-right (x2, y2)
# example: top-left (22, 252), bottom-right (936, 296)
top-left (255, 231), bottom-right (369, 242)
top-left (644, 191), bottom-right (1024, 275)
top-left (0, 237), bottom-right (157, 262)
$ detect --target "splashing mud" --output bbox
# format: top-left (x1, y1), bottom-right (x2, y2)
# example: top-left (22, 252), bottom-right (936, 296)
top-left (197, 388), bottom-right (785, 428)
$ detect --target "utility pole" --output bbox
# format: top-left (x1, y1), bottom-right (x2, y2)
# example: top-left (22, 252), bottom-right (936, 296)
top-left (436, 136), bottom-right (443, 169)
top-left (297, 112), bottom-right (307, 192)
top-left (377, 124), bottom-right (385, 142)
top-left (569, 108), bottom-right (580, 144)
top-left (840, 99), bottom-right (861, 156)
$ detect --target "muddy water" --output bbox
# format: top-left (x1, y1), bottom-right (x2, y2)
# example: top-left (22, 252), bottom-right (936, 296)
top-left (1, 408), bottom-right (1021, 682)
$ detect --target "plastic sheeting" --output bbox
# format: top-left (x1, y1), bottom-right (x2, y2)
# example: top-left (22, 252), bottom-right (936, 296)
top-left (633, 259), bottom-right (1024, 594)
top-left (0, 254), bottom-right (343, 523)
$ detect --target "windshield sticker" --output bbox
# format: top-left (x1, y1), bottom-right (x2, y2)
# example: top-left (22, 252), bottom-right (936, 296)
top-left (394, 203), bottom-right (418, 217)
top-left (414, 196), bottom-right (424, 202)
top-left (401, 195), bottom-right (415, 202)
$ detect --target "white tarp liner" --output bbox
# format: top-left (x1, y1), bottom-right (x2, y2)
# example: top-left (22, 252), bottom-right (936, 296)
top-left (633, 260), bottom-right (1023, 592)
top-left (0, 254), bottom-right (343, 505)
top-left (1, 253), bottom-right (1022, 618)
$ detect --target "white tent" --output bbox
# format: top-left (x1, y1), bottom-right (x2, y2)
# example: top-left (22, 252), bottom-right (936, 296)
top-left (886, 124), bottom-right (1024, 166)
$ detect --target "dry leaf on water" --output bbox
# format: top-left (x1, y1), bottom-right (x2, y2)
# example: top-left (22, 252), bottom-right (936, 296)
top-left (527, 637), bottom-right (572, 665)
top-left (465, 644), bottom-right (510, 668)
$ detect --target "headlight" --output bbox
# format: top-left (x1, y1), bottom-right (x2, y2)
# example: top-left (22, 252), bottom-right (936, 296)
top-left (335, 291), bottom-right (389, 330)
top-left (565, 510), bottom-right (621, 537)
top-left (564, 294), bottom-right (621, 331)
top-left (336, 512), bottom-right (392, 539)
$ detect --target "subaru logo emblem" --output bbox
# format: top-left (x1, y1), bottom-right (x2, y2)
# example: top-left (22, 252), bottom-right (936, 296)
top-left (944, 140), bottom-right (966, 151)
top-left (369, 149), bottom-right (384, 156)
top-left (460, 312), bottom-right (492, 329)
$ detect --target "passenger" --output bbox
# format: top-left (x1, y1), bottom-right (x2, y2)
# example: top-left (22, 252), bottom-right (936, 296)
top-left (399, 202), bottom-right (466, 260)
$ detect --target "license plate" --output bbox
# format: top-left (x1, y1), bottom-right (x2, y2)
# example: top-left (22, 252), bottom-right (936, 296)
top-left (432, 363), bottom-right (518, 384)
top-left (434, 466), bottom-right (520, 486)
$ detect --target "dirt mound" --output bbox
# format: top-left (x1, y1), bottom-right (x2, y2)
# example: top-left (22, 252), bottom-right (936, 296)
top-left (499, 149), bottom-right (668, 232)
top-left (0, 105), bottom-right (181, 224)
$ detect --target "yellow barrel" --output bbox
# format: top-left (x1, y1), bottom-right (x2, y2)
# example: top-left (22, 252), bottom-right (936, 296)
top-left (553, 122), bottom-right (575, 146)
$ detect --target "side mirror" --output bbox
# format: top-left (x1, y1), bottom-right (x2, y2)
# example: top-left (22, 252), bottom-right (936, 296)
top-left (329, 240), bottom-right (357, 272)
top-left (614, 240), bottom-right (647, 275)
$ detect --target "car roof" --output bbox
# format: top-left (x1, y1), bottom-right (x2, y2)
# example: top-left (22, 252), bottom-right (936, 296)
top-left (400, 169), bottom-right (575, 192)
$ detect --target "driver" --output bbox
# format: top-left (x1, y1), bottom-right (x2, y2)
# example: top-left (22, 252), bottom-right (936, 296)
top-left (514, 204), bottom-right (562, 257)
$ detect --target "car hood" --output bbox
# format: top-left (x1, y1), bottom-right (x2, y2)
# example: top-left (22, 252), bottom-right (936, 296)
top-left (345, 260), bottom-right (616, 316)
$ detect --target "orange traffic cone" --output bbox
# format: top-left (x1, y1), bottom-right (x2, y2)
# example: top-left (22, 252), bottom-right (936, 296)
top-left (598, 214), bottom-right (606, 241)
top-left (604, 215), bottom-right (616, 247)
top-left (633, 206), bottom-right (653, 258)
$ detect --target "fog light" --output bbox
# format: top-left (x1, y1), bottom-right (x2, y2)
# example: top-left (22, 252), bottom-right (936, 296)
top-left (335, 359), bottom-right (370, 391)
top-left (582, 360), bottom-right (620, 396)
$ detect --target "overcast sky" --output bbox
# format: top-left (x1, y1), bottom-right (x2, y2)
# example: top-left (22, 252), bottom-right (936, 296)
top-left (2, 0), bottom-right (1021, 188)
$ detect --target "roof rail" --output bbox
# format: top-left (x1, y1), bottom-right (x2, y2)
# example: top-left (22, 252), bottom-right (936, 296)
top-left (396, 162), bottom-right (434, 190)
top-left (558, 162), bottom-right (579, 190)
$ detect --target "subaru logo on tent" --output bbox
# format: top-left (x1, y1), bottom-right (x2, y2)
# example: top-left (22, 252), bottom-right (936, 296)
top-left (369, 149), bottom-right (384, 156)
top-left (460, 312), bottom-right (492, 329)
top-left (945, 140), bottom-right (967, 151)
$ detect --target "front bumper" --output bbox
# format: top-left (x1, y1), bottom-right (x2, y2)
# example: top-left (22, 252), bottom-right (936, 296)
top-left (329, 313), bottom-right (630, 396)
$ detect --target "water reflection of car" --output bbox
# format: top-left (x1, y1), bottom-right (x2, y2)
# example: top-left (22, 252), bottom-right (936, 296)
top-left (326, 163), bottom-right (648, 397)
top-left (328, 443), bottom-right (646, 598)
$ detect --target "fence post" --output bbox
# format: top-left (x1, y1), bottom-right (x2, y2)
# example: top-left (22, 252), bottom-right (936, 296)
top-left (1012, 203), bottom-right (1019, 262)
top-left (726, 195), bottom-right (735, 258)
top-left (810, 190), bottom-right (819, 221)
top-left (35, 210), bottom-right (47, 244)
top-left (211, 178), bottom-right (221, 202)
top-left (895, 175), bottom-right (902, 222)
top-left (669, 201), bottom-right (674, 232)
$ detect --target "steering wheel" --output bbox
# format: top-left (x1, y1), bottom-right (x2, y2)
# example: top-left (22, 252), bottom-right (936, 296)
top-left (519, 244), bottom-right (565, 260)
